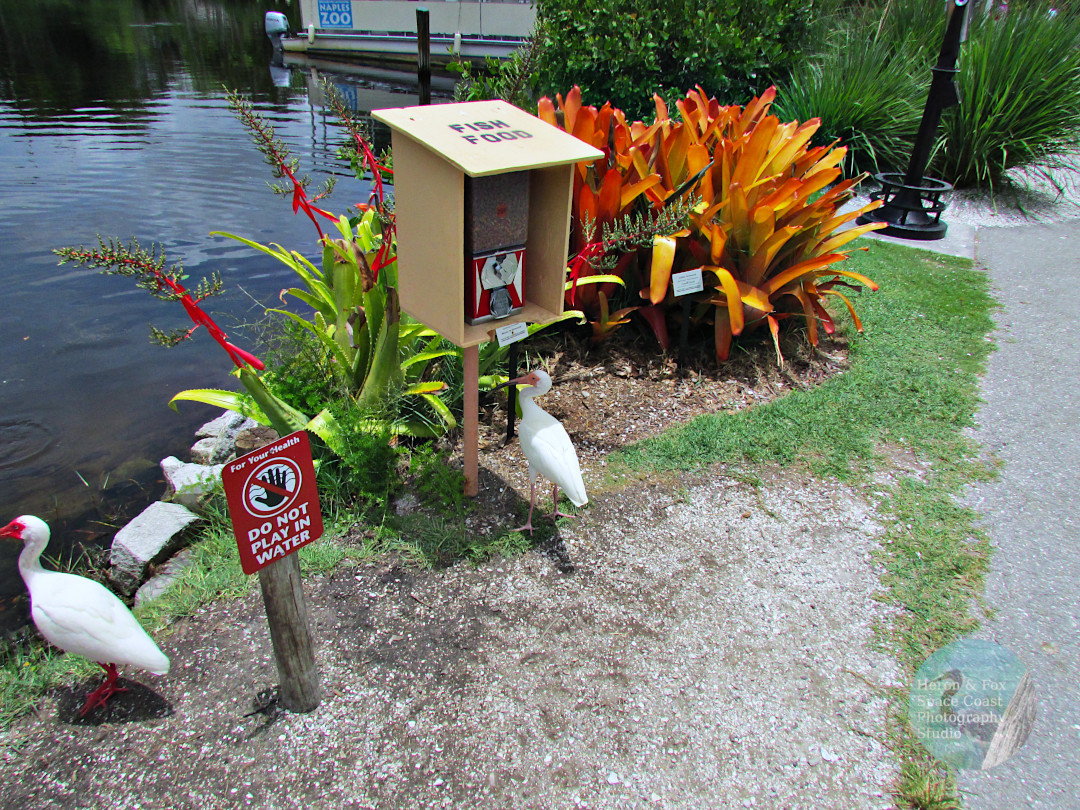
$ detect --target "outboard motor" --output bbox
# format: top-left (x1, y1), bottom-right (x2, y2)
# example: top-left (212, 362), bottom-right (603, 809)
top-left (265, 11), bottom-right (291, 51)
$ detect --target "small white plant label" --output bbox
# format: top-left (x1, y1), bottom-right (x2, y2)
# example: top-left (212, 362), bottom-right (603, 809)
top-left (495, 320), bottom-right (529, 347)
top-left (671, 268), bottom-right (704, 297)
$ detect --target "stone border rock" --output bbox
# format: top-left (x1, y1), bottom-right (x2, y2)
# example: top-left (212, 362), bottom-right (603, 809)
top-left (107, 410), bottom-right (277, 605)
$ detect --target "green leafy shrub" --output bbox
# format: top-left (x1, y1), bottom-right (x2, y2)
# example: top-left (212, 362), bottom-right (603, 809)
top-left (408, 444), bottom-right (469, 512)
top-left (317, 400), bottom-right (398, 504)
top-left (535, 0), bottom-right (813, 119)
top-left (450, 29), bottom-right (545, 109)
top-left (260, 319), bottom-right (345, 416)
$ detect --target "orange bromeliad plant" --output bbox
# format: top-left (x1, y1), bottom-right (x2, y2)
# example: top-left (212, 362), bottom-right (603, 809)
top-left (540, 85), bottom-right (887, 363)
top-left (537, 88), bottom-right (663, 325)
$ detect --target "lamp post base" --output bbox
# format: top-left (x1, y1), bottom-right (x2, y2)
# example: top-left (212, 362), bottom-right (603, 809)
top-left (857, 172), bottom-right (953, 241)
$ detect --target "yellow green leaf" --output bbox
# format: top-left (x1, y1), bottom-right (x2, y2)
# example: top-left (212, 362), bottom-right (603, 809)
top-left (706, 266), bottom-right (746, 335)
top-left (648, 236), bottom-right (677, 304)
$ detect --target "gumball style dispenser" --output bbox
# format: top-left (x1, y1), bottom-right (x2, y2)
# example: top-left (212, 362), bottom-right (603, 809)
top-left (464, 171), bottom-right (529, 324)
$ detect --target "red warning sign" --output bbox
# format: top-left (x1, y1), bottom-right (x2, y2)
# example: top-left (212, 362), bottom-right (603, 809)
top-left (222, 430), bottom-right (323, 575)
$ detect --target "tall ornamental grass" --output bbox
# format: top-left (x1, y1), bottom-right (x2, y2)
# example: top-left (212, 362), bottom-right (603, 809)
top-left (773, 30), bottom-right (923, 175)
top-left (936, 5), bottom-right (1080, 188)
top-left (777, 0), bottom-right (1080, 187)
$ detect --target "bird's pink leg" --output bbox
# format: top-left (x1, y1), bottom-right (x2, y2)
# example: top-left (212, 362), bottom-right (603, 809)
top-left (549, 486), bottom-right (577, 520)
top-left (515, 474), bottom-right (538, 535)
top-left (79, 663), bottom-right (127, 716)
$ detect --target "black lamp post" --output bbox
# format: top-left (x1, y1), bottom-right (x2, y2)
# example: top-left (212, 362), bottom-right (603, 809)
top-left (858, 0), bottom-right (970, 240)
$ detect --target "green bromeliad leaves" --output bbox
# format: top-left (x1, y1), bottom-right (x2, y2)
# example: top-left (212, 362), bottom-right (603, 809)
top-left (208, 211), bottom-right (455, 439)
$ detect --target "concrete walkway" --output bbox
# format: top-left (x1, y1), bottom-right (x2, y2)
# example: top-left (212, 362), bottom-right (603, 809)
top-left (959, 222), bottom-right (1080, 808)
top-left (873, 220), bottom-right (1080, 808)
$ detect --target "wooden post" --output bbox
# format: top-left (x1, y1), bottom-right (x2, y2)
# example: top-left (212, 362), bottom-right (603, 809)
top-left (258, 553), bottom-right (321, 712)
top-left (416, 8), bottom-right (431, 107)
top-left (464, 343), bottom-right (479, 496)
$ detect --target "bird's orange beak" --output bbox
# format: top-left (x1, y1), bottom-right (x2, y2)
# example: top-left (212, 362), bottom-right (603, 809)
top-left (492, 371), bottom-right (540, 392)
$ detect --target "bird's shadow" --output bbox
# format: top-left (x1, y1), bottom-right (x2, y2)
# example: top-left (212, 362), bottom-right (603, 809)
top-left (475, 467), bottom-right (577, 575)
top-left (55, 677), bottom-right (174, 725)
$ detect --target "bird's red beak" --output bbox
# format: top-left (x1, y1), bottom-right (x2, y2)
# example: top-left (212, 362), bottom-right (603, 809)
top-left (0, 520), bottom-right (24, 540)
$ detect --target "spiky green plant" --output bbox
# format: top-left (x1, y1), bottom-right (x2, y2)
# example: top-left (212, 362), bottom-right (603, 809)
top-left (936, 4), bottom-right (1080, 188)
top-left (774, 28), bottom-right (923, 175)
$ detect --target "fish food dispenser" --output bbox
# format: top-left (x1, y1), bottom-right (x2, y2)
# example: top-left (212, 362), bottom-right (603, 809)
top-left (372, 100), bottom-right (603, 347)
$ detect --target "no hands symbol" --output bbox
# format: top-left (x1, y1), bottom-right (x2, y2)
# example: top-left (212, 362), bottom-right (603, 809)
top-left (222, 431), bottom-right (324, 575)
top-left (243, 458), bottom-right (301, 517)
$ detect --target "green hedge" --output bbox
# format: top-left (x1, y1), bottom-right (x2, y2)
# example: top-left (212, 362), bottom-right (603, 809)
top-left (535, 0), bottom-right (813, 119)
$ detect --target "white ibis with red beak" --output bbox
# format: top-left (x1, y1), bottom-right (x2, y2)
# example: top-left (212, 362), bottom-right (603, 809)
top-left (1, 515), bottom-right (170, 716)
top-left (496, 370), bottom-right (588, 533)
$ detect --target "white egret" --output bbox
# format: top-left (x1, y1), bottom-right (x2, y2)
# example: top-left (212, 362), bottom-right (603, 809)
top-left (496, 370), bottom-right (587, 533)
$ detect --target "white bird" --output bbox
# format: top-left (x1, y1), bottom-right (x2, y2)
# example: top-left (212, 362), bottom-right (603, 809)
top-left (1, 515), bottom-right (170, 716)
top-left (496, 370), bottom-right (588, 534)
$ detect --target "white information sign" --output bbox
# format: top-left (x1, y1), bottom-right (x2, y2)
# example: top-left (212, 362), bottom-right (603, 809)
top-left (495, 320), bottom-right (529, 348)
top-left (671, 268), bottom-right (705, 297)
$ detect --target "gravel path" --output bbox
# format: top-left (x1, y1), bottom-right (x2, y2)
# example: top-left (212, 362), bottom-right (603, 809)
top-left (0, 469), bottom-right (900, 809)
top-left (856, 162), bottom-right (1080, 806)
top-left (953, 221), bottom-right (1080, 808)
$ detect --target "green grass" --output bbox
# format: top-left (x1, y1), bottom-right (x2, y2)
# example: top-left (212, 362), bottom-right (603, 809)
top-left (614, 238), bottom-right (997, 808)
top-left (0, 632), bottom-right (98, 727)
top-left (615, 240), bottom-right (993, 477)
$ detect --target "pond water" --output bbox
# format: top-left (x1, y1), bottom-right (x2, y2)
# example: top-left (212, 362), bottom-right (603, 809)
top-left (0, 0), bottom-right (442, 626)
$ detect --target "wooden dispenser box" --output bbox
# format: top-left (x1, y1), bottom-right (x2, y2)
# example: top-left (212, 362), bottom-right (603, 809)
top-left (372, 100), bottom-right (604, 347)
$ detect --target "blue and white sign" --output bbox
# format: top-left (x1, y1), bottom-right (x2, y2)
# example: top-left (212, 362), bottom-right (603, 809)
top-left (333, 82), bottom-right (359, 111)
top-left (318, 0), bottom-right (353, 28)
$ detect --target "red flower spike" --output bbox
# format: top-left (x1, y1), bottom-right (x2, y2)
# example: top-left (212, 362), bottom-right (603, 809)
top-left (177, 291), bottom-right (263, 371)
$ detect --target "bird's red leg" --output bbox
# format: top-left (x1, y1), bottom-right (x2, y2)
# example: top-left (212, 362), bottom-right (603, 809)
top-left (550, 486), bottom-right (577, 520)
top-left (515, 475), bottom-right (538, 535)
top-left (79, 663), bottom-right (128, 716)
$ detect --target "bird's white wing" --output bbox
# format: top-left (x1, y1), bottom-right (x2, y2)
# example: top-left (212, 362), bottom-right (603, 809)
top-left (519, 416), bottom-right (588, 506)
top-left (30, 572), bottom-right (170, 674)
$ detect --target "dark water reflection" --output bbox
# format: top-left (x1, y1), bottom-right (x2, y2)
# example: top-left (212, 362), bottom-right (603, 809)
top-left (0, 0), bottom-right (434, 625)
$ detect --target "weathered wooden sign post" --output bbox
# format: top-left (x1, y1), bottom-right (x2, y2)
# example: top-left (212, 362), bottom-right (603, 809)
top-left (371, 100), bottom-right (602, 495)
top-left (222, 430), bottom-right (323, 712)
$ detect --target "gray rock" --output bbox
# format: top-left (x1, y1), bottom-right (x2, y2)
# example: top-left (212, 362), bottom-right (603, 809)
top-left (134, 547), bottom-right (196, 609)
top-left (195, 410), bottom-right (252, 440)
top-left (190, 435), bottom-right (233, 465)
top-left (161, 456), bottom-right (224, 508)
top-left (193, 411), bottom-right (259, 463)
top-left (110, 501), bottom-right (201, 595)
